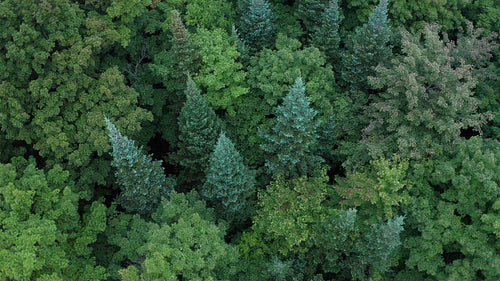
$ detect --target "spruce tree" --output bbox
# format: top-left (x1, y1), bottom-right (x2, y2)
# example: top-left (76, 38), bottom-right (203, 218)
top-left (310, 0), bottom-right (343, 63)
top-left (239, 0), bottom-right (275, 54)
top-left (202, 132), bottom-right (255, 224)
top-left (175, 77), bottom-right (221, 184)
top-left (342, 0), bottom-right (391, 90)
top-left (261, 76), bottom-right (322, 178)
top-left (105, 117), bottom-right (173, 215)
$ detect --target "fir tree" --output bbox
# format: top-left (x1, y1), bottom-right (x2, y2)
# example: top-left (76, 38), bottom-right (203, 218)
top-left (261, 76), bottom-right (322, 178)
top-left (342, 0), bottom-right (391, 90)
top-left (239, 0), bottom-right (275, 54)
top-left (105, 117), bottom-right (173, 215)
top-left (175, 77), bottom-right (222, 184)
top-left (310, 0), bottom-right (343, 63)
top-left (202, 132), bottom-right (255, 224)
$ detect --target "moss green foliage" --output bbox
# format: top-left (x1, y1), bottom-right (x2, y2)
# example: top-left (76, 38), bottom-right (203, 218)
top-left (107, 191), bottom-right (240, 280)
top-left (0, 0), bottom-right (152, 191)
top-left (0, 157), bottom-right (107, 280)
top-left (2, 0), bottom-right (499, 279)
top-left (175, 77), bottom-right (222, 184)
top-left (254, 170), bottom-right (329, 253)
top-left (194, 28), bottom-right (249, 115)
top-left (105, 117), bottom-right (174, 215)
top-left (402, 137), bottom-right (500, 280)
top-left (202, 132), bottom-right (255, 224)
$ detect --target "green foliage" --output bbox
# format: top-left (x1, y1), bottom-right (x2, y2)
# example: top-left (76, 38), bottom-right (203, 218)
top-left (109, 191), bottom-right (240, 280)
top-left (202, 132), bottom-right (255, 224)
top-left (261, 76), bottom-right (322, 178)
top-left (310, 0), bottom-right (343, 63)
top-left (365, 23), bottom-right (492, 161)
top-left (254, 169), bottom-right (329, 253)
top-left (0, 0), bottom-right (152, 190)
top-left (0, 158), bottom-right (107, 280)
top-left (310, 209), bottom-right (404, 279)
top-left (238, 0), bottom-right (276, 54)
top-left (175, 77), bottom-right (222, 184)
top-left (342, 0), bottom-right (392, 90)
top-left (402, 137), bottom-right (500, 280)
top-left (185, 0), bottom-right (235, 31)
top-left (194, 28), bottom-right (249, 115)
top-left (335, 155), bottom-right (410, 223)
top-left (105, 117), bottom-right (173, 215)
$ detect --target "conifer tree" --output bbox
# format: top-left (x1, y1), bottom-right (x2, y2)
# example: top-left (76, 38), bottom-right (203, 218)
top-left (261, 76), bottom-right (322, 178)
top-left (202, 132), bottom-right (255, 224)
top-left (239, 0), bottom-right (275, 54)
top-left (342, 0), bottom-right (391, 90)
top-left (175, 77), bottom-right (221, 183)
top-left (310, 0), bottom-right (343, 63)
top-left (105, 117), bottom-right (173, 215)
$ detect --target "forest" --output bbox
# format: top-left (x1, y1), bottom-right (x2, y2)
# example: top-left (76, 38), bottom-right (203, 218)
top-left (0, 0), bottom-right (499, 280)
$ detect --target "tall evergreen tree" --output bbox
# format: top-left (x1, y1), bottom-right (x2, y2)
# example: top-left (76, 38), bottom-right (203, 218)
top-left (202, 132), bottom-right (255, 224)
top-left (310, 0), bottom-right (343, 63)
top-left (105, 117), bottom-right (173, 215)
top-left (239, 0), bottom-right (275, 54)
top-left (261, 76), bottom-right (322, 178)
top-left (175, 77), bottom-right (222, 184)
top-left (341, 0), bottom-right (391, 90)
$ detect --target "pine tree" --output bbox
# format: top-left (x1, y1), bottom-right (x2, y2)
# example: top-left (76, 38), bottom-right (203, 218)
top-left (342, 0), bottom-right (391, 90)
top-left (261, 76), bottom-right (322, 178)
top-left (105, 117), bottom-right (173, 215)
top-left (239, 0), bottom-right (275, 54)
top-left (202, 132), bottom-right (255, 224)
top-left (310, 0), bottom-right (343, 63)
top-left (175, 77), bottom-right (221, 184)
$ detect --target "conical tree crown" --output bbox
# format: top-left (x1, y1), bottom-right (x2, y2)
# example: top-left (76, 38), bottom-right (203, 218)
top-left (203, 132), bottom-right (255, 223)
top-left (261, 77), bottom-right (321, 178)
top-left (176, 77), bottom-right (221, 181)
top-left (105, 117), bottom-right (173, 215)
top-left (342, 0), bottom-right (392, 89)
top-left (310, 0), bottom-right (343, 62)
top-left (239, 0), bottom-right (275, 54)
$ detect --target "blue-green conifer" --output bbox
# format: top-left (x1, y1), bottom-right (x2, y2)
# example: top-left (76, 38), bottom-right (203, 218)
top-left (310, 0), bottom-right (343, 63)
top-left (239, 0), bottom-right (275, 54)
top-left (342, 0), bottom-right (391, 89)
top-left (261, 76), bottom-right (322, 178)
top-left (105, 117), bottom-right (173, 215)
top-left (202, 132), bottom-right (255, 223)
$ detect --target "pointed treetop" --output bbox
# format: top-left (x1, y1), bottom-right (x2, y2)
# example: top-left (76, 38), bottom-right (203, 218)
top-left (368, 0), bottom-right (390, 32)
top-left (185, 74), bottom-right (201, 99)
top-left (171, 10), bottom-right (189, 41)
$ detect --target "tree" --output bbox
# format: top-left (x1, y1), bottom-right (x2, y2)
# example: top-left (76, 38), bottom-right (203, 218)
top-left (105, 117), bottom-right (173, 215)
top-left (364, 23), bottom-right (492, 161)
top-left (238, 0), bottom-right (276, 54)
top-left (174, 77), bottom-right (222, 184)
top-left (400, 137), bottom-right (500, 280)
top-left (254, 169), bottom-right (329, 253)
top-left (231, 34), bottom-right (334, 165)
top-left (260, 76), bottom-right (322, 178)
top-left (202, 132), bottom-right (255, 224)
top-left (194, 28), bottom-right (249, 115)
top-left (0, 157), bottom-right (107, 280)
top-left (341, 0), bottom-right (392, 90)
top-left (310, 0), bottom-right (343, 63)
top-left (185, 0), bottom-right (235, 31)
top-left (0, 0), bottom-right (152, 191)
top-left (109, 191), bottom-right (240, 280)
